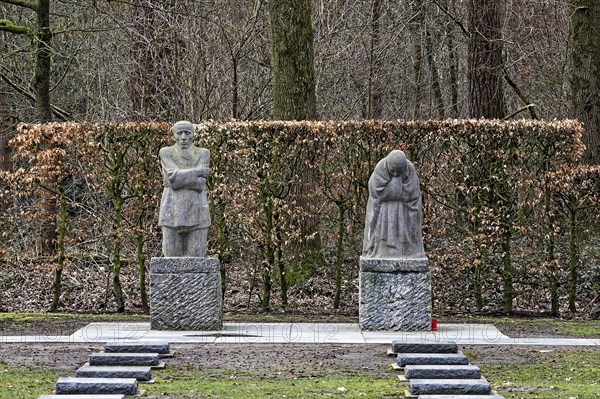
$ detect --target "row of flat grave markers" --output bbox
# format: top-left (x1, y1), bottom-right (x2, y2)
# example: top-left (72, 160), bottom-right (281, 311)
top-left (37, 341), bottom-right (171, 399)
top-left (389, 340), bottom-right (506, 398)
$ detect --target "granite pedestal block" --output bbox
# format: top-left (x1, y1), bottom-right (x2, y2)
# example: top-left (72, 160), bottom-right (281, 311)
top-left (359, 257), bottom-right (431, 331)
top-left (150, 257), bottom-right (222, 330)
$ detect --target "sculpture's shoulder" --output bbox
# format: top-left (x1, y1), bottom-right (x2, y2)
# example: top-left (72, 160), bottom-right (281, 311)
top-left (195, 147), bottom-right (210, 163)
top-left (159, 145), bottom-right (176, 159)
top-left (196, 146), bottom-right (210, 157)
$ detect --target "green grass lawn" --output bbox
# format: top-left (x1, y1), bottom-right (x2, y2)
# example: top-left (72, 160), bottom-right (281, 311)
top-left (145, 368), bottom-right (401, 398)
top-left (482, 350), bottom-right (600, 399)
top-left (0, 365), bottom-right (62, 399)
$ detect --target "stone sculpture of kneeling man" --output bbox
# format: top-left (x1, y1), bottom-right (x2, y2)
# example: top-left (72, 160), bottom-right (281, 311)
top-left (158, 120), bottom-right (211, 257)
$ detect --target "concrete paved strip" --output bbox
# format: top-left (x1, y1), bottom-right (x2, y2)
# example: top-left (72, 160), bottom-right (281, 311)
top-left (392, 341), bottom-right (458, 354)
top-left (1, 322), bottom-right (598, 345)
top-left (398, 353), bottom-right (470, 367)
top-left (55, 377), bottom-right (137, 395)
top-left (409, 378), bottom-right (491, 395)
top-left (39, 396), bottom-right (125, 399)
top-left (89, 352), bottom-right (160, 366)
top-left (404, 365), bottom-right (481, 379)
top-left (76, 365), bottom-right (152, 381)
top-left (104, 341), bottom-right (170, 354)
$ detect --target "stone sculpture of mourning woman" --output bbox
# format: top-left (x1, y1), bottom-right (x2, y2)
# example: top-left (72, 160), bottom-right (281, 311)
top-left (362, 149), bottom-right (426, 259)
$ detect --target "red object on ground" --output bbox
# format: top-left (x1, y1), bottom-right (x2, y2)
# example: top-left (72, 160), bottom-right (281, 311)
top-left (432, 319), bottom-right (438, 331)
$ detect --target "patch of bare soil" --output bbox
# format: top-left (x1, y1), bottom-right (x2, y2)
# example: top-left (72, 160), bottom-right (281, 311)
top-left (0, 343), bottom-right (394, 378)
top-left (168, 343), bottom-right (394, 379)
top-left (0, 343), bottom-right (103, 370)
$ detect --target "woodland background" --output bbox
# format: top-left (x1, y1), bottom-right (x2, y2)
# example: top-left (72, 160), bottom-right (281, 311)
top-left (0, 0), bottom-right (599, 317)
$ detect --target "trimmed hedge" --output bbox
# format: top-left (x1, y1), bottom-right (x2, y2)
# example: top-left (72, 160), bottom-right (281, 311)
top-left (1, 119), bottom-right (598, 316)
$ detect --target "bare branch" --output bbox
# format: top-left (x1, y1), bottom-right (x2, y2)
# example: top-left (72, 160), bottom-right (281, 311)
top-left (0, 0), bottom-right (37, 11)
top-left (0, 71), bottom-right (71, 121)
top-left (503, 104), bottom-right (537, 121)
top-left (504, 70), bottom-right (539, 120)
top-left (0, 19), bottom-right (33, 35)
top-left (431, 0), bottom-right (469, 37)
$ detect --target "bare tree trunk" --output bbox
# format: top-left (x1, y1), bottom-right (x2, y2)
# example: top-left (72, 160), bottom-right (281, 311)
top-left (0, 79), bottom-right (13, 179)
top-left (426, 28), bottom-right (445, 119)
top-left (35, 0), bottom-right (52, 123)
top-left (468, 0), bottom-right (506, 119)
top-left (409, 1), bottom-right (425, 119)
top-left (129, 0), bottom-right (181, 120)
top-left (268, 0), bottom-right (321, 304)
top-left (571, 0), bottom-right (600, 164)
top-left (367, 0), bottom-right (383, 119)
top-left (268, 0), bottom-right (317, 120)
top-left (33, 0), bottom-right (58, 263)
top-left (446, 18), bottom-right (460, 117)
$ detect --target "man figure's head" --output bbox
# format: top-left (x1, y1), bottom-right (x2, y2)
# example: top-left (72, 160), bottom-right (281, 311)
top-left (172, 121), bottom-right (195, 150)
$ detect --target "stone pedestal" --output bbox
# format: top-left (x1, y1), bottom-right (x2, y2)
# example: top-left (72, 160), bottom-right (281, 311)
top-left (359, 257), bottom-right (431, 331)
top-left (150, 257), bottom-right (222, 330)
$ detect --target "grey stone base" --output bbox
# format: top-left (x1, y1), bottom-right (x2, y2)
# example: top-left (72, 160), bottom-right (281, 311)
top-left (359, 257), bottom-right (431, 331)
top-left (360, 258), bottom-right (429, 273)
top-left (150, 257), bottom-right (223, 330)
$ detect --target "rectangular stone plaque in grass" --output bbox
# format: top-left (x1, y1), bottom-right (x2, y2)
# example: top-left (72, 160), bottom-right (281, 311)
top-left (397, 353), bottom-right (470, 367)
top-left (409, 378), bottom-right (491, 395)
top-left (54, 377), bottom-right (137, 395)
top-left (76, 365), bottom-right (152, 381)
top-left (404, 364), bottom-right (481, 379)
top-left (104, 341), bottom-right (170, 354)
top-left (88, 352), bottom-right (160, 366)
top-left (391, 341), bottom-right (458, 354)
